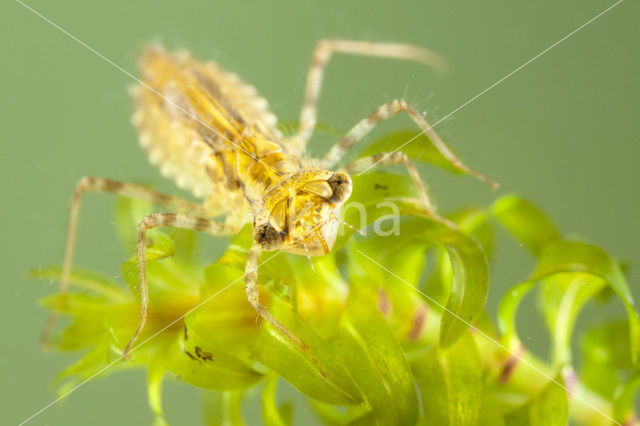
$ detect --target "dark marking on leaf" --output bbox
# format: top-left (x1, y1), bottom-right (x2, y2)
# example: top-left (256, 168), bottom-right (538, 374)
top-left (184, 349), bottom-right (197, 361)
top-left (499, 345), bottom-right (524, 383)
top-left (374, 183), bottom-right (388, 191)
top-left (408, 304), bottom-right (429, 341)
top-left (195, 346), bottom-right (214, 361)
top-left (377, 289), bottom-right (390, 315)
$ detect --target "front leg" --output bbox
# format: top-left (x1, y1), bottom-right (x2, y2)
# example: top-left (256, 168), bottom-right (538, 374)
top-left (245, 245), bottom-right (320, 366)
top-left (322, 99), bottom-right (497, 190)
top-left (123, 213), bottom-right (236, 357)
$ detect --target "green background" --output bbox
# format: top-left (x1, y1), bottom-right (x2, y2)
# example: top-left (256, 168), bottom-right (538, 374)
top-left (2, 0), bottom-right (639, 424)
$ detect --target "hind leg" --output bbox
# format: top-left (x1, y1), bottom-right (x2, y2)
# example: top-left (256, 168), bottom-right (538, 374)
top-left (41, 176), bottom-right (207, 347)
top-left (123, 213), bottom-right (236, 357)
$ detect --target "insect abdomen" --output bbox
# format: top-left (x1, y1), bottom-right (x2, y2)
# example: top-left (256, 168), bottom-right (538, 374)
top-left (132, 45), bottom-right (294, 217)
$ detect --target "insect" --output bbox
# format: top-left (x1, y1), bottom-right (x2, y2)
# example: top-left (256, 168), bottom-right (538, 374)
top-left (42, 40), bottom-right (495, 357)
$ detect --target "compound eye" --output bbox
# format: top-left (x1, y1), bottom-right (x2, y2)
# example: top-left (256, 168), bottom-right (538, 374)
top-left (327, 172), bottom-right (352, 203)
top-left (253, 223), bottom-right (283, 250)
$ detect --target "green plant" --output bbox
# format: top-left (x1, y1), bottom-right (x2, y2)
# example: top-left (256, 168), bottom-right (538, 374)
top-left (39, 131), bottom-right (639, 425)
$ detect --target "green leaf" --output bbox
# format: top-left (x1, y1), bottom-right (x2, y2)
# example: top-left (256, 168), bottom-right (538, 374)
top-left (40, 292), bottom-right (108, 316)
top-left (250, 295), bottom-right (362, 406)
top-left (143, 231), bottom-right (177, 261)
top-left (335, 172), bottom-right (416, 250)
top-left (493, 195), bottom-right (560, 255)
top-left (30, 267), bottom-right (128, 302)
top-left (308, 399), bottom-right (367, 425)
top-left (287, 253), bottom-right (349, 335)
top-left (259, 251), bottom-right (298, 309)
top-left (347, 230), bottom-right (430, 344)
top-left (448, 207), bottom-right (494, 257)
top-left (435, 225), bottom-right (488, 348)
top-left (195, 264), bottom-right (262, 357)
top-left (54, 341), bottom-right (115, 396)
top-left (412, 331), bottom-right (483, 425)
top-left (45, 183), bottom-right (636, 425)
top-left (164, 314), bottom-right (263, 391)
top-left (170, 228), bottom-right (199, 265)
top-left (338, 171), bottom-right (489, 346)
top-left (355, 217), bottom-right (488, 349)
top-left (503, 376), bottom-right (568, 426)
top-left (532, 241), bottom-right (640, 362)
top-left (333, 288), bottom-right (419, 425)
top-left (51, 318), bottom-right (106, 351)
top-left (201, 231), bottom-right (361, 404)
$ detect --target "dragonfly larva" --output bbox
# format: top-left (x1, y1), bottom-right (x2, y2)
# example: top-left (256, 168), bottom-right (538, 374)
top-left (43, 40), bottom-right (495, 357)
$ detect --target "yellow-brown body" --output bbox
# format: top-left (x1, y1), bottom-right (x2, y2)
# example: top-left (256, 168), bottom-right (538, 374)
top-left (132, 46), bottom-right (351, 255)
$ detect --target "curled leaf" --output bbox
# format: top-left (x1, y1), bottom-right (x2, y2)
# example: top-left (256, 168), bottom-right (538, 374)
top-left (355, 217), bottom-right (488, 349)
top-left (251, 295), bottom-right (361, 406)
top-left (532, 241), bottom-right (640, 362)
top-left (539, 273), bottom-right (606, 366)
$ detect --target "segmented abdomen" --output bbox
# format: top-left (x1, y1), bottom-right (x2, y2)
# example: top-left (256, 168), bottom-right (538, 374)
top-left (132, 45), bottom-right (299, 220)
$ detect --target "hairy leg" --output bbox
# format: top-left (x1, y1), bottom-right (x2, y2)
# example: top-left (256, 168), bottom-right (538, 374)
top-left (322, 99), bottom-right (497, 189)
top-left (244, 246), bottom-right (324, 373)
top-left (245, 246), bottom-right (303, 346)
top-left (41, 176), bottom-right (207, 347)
top-left (123, 212), bottom-right (236, 356)
top-left (289, 40), bottom-right (444, 152)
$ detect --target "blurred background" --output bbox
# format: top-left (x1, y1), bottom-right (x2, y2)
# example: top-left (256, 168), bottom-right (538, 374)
top-left (2, 0), bottom-right (639, 424)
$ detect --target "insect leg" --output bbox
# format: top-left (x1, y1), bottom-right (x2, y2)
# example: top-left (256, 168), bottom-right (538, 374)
top-left (245, 246), bottom-right (321, 370)
top-left (291, 40), bottom-right (444, 150)
top-left (322, 99), bottom-right (497, 189)
top-left (41, 176), bottom-right (207, 348)
top-left (124, 213), bottom-right (236, 357)
top-left (342, 151), bottom-right (436, 217)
